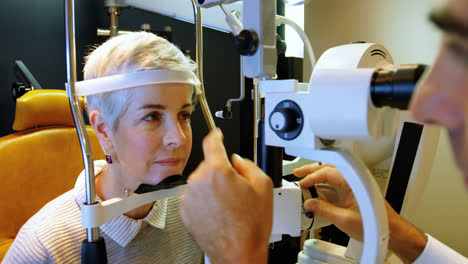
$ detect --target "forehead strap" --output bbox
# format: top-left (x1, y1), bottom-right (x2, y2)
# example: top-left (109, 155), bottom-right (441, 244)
top-left (74, 69), bottom-right (201, 97)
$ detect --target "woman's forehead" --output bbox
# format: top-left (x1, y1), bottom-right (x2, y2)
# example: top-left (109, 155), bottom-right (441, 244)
top-left (130, 83), bottom-right (193, 107)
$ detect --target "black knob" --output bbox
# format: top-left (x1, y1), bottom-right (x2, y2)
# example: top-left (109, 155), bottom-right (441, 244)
top-left (276, 34), bottom-right (287, 55)
top-left (222, 106), bottom-right (232, 119)
top-left (269, 100), bottom-right (303, 140)
top-left (232, 30), bottom-right (259, 56)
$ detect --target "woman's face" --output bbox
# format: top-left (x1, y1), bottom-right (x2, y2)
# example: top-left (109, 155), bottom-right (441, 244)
top-left (110, 83), bottom-right (193, 188)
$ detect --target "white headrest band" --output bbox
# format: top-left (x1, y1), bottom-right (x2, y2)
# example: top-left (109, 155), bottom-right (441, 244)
top-left (74, 70), bottom-right (201, 97)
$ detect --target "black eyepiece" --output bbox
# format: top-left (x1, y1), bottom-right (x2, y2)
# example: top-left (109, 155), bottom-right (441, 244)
top-left (370, 64), bottom-right (427, 110)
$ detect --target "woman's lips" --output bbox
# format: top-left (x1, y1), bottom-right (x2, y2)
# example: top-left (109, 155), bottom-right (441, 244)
top-left (154, 158), bottom-right (183, 167)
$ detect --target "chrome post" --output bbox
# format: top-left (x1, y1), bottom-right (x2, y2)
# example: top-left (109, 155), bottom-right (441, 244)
top-left (108, 6), bottom-right (120, 37)
top-left (64, 0), bottom-right (100, 242)
top-left (191, 1), bottom-right (216, 131)
top-left (253, 78), bottom-right (260, 165)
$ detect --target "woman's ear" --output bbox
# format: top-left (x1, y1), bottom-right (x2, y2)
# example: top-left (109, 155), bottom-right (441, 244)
top-left (89, 109), bottom-right (113, 151)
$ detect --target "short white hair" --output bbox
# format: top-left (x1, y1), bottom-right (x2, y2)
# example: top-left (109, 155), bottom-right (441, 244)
top-left (84, 32), bottom-right (196, 130)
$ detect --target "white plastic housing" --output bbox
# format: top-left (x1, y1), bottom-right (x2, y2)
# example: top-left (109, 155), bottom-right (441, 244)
top-left (270, 180), bottom-right (302, 242)
top-left (312, 43), bottom-right (394, 71)
top-left (309, 68), bottom-right (390, 139)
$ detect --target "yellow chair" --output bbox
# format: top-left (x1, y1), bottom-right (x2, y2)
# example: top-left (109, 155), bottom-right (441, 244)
top-left (0, 90), bottom-right (104, 260)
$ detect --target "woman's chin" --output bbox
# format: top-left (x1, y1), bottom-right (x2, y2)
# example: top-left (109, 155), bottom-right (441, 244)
top-left (146, 172), bottom-right (182, 185)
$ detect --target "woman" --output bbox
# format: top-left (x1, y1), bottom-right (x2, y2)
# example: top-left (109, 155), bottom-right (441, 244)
top-left (3, 32), bottom-right (203, 263)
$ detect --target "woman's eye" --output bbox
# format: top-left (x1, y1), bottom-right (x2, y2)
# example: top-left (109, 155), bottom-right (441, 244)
top-left (180, 112), bottom-right (192, 122)
top-left (142, 112), bottom-right (161, 121)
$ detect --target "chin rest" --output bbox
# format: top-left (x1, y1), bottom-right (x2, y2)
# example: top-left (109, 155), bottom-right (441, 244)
top-left (0, 89), bottom-right (104, 260)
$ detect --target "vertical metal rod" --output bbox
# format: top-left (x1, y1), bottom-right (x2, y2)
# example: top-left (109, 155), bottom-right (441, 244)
top-left (65, 0), bottom-right (100, 242)
top-left (192, 2), bottom-right (216, 131)
top-left (226, 56), bottom-right (245, 108)
top-left (108, 7), bottom-right (120, 37)
top-left (253, 78), bottom-right (260, 165)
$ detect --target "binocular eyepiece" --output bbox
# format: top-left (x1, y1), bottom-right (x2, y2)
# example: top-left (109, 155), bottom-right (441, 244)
top-left (370, 64), bottom-right (427, 110)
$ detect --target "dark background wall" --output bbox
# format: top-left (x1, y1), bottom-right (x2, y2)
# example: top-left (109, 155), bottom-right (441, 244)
top-left (0, 0), bottom-right (246, 175)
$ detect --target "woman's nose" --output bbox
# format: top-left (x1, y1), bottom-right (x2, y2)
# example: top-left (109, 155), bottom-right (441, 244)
top-left (163, 120), bottom-right (186, 147)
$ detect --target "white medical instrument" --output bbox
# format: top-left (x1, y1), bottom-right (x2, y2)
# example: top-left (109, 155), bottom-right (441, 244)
top-left (64, 0), bottom-right (429, 263)
top-left (196, 1), bottom-right (430, 263)
top-left (266, 44), bottom-right (427, 264)
top-left (196, 1), bottom-right (392, 263)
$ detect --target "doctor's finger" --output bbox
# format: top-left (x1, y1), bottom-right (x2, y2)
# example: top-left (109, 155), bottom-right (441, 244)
top-left (299, 166), bottom-right (349, 189)
top-left (231, 154), bottom-right (273, 193)
top-left (294, 162), bottom-right (333, 177)
top-left (202, 128), bottom-right (229, 165)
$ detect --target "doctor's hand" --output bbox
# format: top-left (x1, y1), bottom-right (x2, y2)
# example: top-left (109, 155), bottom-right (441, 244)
top-left (294, 163), bottom-right (428, 264)
top-left (181, 129), bottom-right (273, 264)
top-left (295, 163), bottom-right (364, 240)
